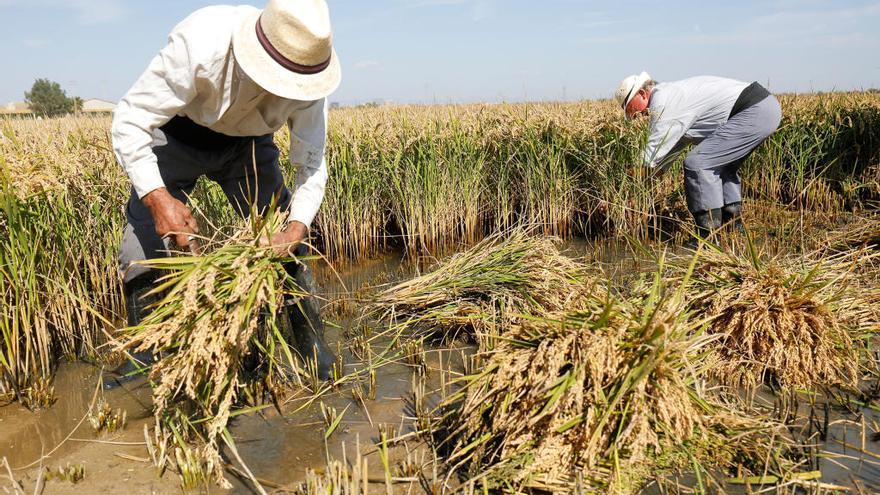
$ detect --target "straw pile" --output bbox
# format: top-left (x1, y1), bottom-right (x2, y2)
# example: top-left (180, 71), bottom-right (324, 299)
top-left (372, 229), bottom-right (591, 340)
top-left (119, 223), bottom-right (307, 487)
top-left (682, 247), bottom-right (860, 390)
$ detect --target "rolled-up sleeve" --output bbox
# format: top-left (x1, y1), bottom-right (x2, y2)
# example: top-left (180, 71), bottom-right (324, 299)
top-left (286, 98), bottom-right (329, 227)
top-left (643, 113), bottom-right (692, 170)
top-left (111, 31), bottom-right (196, 198)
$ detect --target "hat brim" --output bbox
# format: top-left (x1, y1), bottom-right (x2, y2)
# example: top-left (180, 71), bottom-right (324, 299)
top-left (232, 10), bottom-right (341, 101)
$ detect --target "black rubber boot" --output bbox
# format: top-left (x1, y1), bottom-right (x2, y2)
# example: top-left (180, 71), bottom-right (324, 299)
top-left (283, 251), bottom-right (337, 381)
top-left (722, 202), bottom-right (743, 233)
top-left (104, 273), bottom-right (159, 389)
top-left (684, 208), bottom-right (722, 251)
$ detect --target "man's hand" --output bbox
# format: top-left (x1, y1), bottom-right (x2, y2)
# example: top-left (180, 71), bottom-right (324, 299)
top-left (142, 187), bottom-right (199, 249)
top-left (261, 220), bottom-right (309, 257)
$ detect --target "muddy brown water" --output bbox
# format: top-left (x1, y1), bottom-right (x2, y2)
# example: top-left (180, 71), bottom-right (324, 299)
top-left (1, 240), bottom-right (879, 493)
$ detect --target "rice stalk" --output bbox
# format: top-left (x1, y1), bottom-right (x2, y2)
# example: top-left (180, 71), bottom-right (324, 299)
top-left (0, 117), bottom-right (127, 403)
top-left (294, 457), bottom-right (370, 494)
top-left (1, 92), bottom-right (879, 414)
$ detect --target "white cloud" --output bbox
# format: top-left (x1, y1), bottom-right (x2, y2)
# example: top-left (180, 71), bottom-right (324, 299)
top-left (404, 0), bottom-right (496, 22)
top-left (637, 2), bottom-right (880, 48)
top-left (354, 60), bottom-right (382, 70)
top-left (0, 0), bottom-right (124, 24)
top-left (22, 38), bottom-right (50, 48)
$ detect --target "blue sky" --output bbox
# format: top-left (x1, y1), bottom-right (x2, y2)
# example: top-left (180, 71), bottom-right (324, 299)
top-left (1, 0), bottom-right (879, 106)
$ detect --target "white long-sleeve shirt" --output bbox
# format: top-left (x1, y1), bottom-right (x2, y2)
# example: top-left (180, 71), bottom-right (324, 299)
top-left (111, 5), bottom-right (329, 227)
top-left (643, 76), bottom-right (749, 169)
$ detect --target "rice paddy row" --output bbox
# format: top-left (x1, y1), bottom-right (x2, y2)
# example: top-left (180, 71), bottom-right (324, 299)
top-left (4, 91), bottom-right (880, 256)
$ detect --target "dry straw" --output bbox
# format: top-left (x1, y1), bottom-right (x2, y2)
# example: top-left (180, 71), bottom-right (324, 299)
top-left (824, 211), bottom-right (880, 252)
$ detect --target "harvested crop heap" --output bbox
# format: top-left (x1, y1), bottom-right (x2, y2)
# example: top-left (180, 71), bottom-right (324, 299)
top-left (431, 290), bottom-right (761, 492)
top-left (682, 246), bottom-right (860, 390)
top-left (120, 219), bottom-right (308, 487)
top-left (373, 233), bottom-right (781, 492)
top-left (373, 230), bottom-right (591, 340)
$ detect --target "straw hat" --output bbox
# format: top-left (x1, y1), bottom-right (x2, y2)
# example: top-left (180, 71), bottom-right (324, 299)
top-left (233, 0), bottom-right (341, 101)
top-left (614, 71), bottom-right (652, 110)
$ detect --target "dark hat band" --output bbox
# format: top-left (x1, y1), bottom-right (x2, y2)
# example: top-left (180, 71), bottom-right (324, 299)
top-left (622, 85), bottom-right (636, 109)
top-left (255, 14), bottom-right (331, 75)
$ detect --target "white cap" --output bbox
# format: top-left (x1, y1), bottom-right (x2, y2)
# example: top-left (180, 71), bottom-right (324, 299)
top-left (615, 71), bottom-right (652, 110)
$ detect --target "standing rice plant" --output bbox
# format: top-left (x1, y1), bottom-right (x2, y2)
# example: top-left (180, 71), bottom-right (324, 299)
top-left (300, 93), bottom-right (878, 258)
top-left (118, 211), bottom-right (310, 487)
top-left (573, 113), bottom-right (677, 239)
top-left (0, 172), bottom-right (125, 403)
top-left (384, 117), bottom-right (488, 257)
top-left (0, 116), bottom-right (132, 403)
top-left (746, 92), bottom-right (880, 208)
top-left (514, 126), bottom-right (578, 237)
top-left (0, 183), bottom-right (56, 401)
top-left (293, 455), bottom-right (370, 494)
top-left (314, 122), bottom-right (388, 261)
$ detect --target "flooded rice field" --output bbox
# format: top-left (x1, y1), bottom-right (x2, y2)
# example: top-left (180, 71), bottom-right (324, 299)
top-left (1, 235), bottom-right (880, 494)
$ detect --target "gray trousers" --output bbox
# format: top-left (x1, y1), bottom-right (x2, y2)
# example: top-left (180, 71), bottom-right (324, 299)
top-left (118, 133), bottom-right (291, 283)
top-left (683, 96), bottom-right (782, 213)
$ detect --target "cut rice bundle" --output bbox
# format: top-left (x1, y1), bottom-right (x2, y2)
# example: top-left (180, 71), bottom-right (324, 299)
top-left (430, 281), bottom-right (772, 492)
top-left (372, 229), bottom-right (592, 339)
top-left (119, 222), bottom-right (309, 487)
top-left (683, 247), bottom-right (860, 390)
top-left (370, 234), bottom-right (792, 491)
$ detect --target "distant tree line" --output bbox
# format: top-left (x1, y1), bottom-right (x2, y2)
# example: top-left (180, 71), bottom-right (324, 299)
top-left (24, 79), bottom-right (83, 117)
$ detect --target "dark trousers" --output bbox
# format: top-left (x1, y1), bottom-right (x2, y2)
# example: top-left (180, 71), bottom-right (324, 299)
top-left (118, 134), bottom-right (289, 282)
top-left (117, 132), bottom-right (322, 335)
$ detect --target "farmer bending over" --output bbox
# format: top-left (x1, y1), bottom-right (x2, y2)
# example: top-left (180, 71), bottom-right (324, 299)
top-left (615, 72), bottom-right (781, 248)
top-left (109, 0), bottom-right (339, 385)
